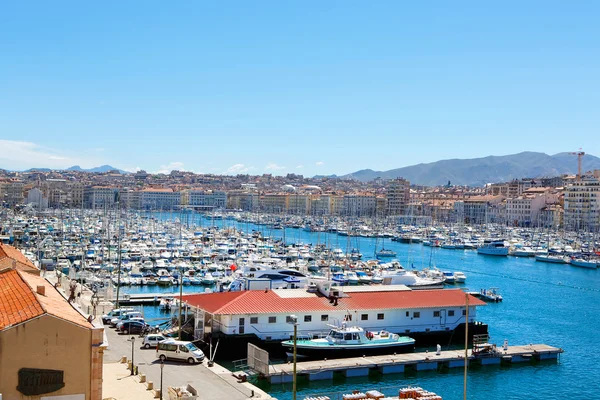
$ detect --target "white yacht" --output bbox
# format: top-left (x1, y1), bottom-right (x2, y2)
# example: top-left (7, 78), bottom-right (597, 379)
top-left (477, 239), bottom-right (509, 256)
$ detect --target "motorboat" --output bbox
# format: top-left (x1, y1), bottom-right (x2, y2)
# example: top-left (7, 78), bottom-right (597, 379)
top-left (570, 258), bottom-right (600, 269)
top-left (281, 324), bottom-right (415, 359)
top-left (453, 272), bottom-right (467, 283)
top-left (477, 239), bottom-right (509, 256)
top-left (375, 248), bottom-right (397, 258)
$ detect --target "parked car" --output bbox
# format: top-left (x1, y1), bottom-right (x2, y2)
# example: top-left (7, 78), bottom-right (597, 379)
top-left (119, 321), bottom-right (148, 335)
top-left (143, 334), bottom-right (167, 349)
top-left (102, 308), bottom-right (135, 324)
top-left (156, 340), bottom-right (205, 364)
top-left (110, 311), bottom-right (143, 327)
top-left (116, 317), bottom-right (145, 331)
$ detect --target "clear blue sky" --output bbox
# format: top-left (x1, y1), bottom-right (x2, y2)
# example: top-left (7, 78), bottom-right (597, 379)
top-left (1, 1), bottom-right (598, 176)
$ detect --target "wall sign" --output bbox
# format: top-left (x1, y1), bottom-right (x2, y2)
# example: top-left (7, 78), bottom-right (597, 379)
top-left (17, 368), bottom-right (65, 396)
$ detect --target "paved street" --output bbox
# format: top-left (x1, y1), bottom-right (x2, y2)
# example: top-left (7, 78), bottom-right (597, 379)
top-left (102, 321), bottom-right (271, 399)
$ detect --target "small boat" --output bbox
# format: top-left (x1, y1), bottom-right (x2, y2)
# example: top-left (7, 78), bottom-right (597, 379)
top-left (201, 273), bottom-right (216, 285)
top-left (453, 271), bottom-right (467, 283)
top-left (535, 254), bottom-right (570, 264)
top-left (375, 248), bottom-right (397, 258)
top-left (474, 288), bottom-right (503, 302)
top-left (442, 271), bottom-right (455, 283)
top-left (570, 258), bottom-right (600, 269)
top-left (281, 324), bottom-right (415, 359)
top-left (157, 276), bottom-right (173, 286)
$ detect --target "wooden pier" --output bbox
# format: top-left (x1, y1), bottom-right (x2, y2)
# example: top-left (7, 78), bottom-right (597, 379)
top-left (267, 344), bottom-right (563, 384)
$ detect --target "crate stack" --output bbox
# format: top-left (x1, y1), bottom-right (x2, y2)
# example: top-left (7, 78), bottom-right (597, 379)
top-left (399, 387), bottom-right (442, 400)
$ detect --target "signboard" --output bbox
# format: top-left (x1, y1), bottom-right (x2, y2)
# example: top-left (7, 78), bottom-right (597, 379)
top-left (17, 368), bottom-right (65, 396)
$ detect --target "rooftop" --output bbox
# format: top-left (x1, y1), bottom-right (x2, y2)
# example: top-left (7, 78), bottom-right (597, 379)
top-left (0, 268), bottom-right (93, 331)
top-left (183, 288), bottom-right (485, 315)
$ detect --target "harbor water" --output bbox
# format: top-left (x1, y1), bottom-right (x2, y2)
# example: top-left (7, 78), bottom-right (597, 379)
top-left (121, 215), bottom-right (599, 400)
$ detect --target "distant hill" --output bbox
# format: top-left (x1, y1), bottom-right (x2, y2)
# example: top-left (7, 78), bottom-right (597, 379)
top-left (17, 165), bottom-right (128, 174)
top-left (339, 152), bottom-right (600, 186)
top-left (66, 165), bottom-right (127, 173)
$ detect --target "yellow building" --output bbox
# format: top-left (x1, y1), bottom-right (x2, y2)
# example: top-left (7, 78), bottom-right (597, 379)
top-left (0, 258), bottom-right (104, 400)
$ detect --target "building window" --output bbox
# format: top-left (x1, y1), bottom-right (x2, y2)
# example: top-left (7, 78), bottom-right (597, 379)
top-left (406, 311), bottom-right (409, 317)
top-left (448, 310), bottom-right (455, 317)
top-left (304, 315), bottom-right (312, 322)
top-left (268, 316), bottom-right (277, 324)
top-left (321, 315), bottom-right (328, 322)
top-left (462, 310), bottom-right (467, 316)
top-left (361, 314), bottom-right (368, 321)
top-left (250, 317), bottom-right (258, 324)
top-left (377, 313), bottom-right (385, 320)
top-left (413, 312), bottom-right (420, 318)
top-left (433, 311), bottom-right (440, 317)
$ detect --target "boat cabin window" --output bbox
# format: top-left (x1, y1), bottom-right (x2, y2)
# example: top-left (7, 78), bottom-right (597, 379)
top-left (353, 333), bottom-right (360, 340)
top-left (344, 333), bottom-right (353, 340)
top-left (329, 331), bottom-right (344, 339)
top-left (321, 315), bottom-right (328, 322)
top-left (448, 310), bottom-right (455, 317)
top-left (250, 317), bottom-right (258, 324)
top-left (304, 315), bottom-right (312, 322)
top-left (361, 314), bottom-right (368, 321)
top-left (413, 312), bottom-right (420, 318)
top-left (268, 316), bottom-right (277, 324)
top-left (377, 313), bottom-right (385, 320)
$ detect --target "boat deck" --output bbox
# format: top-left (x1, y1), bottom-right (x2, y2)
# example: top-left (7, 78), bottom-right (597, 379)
top-left (267, 344), bottom-right (562, 383)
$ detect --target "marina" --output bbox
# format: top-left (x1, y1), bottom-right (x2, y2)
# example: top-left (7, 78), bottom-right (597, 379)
top-left (1, 208), bottom-right (598, 400)
top-left (267, 344), bottom-right (563, 384)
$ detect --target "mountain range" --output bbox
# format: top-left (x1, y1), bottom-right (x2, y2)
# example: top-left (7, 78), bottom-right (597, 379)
top-left (339, 152), bottom-right (600, 186)
top-left (21, 165), bottom-right (129, 174)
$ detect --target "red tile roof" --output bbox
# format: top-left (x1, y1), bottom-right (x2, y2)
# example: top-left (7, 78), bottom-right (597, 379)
top-left (184, 289), bottom-right (485, 315)
top-left (0, 270), bottom-right (44, 329)
top-left (0, 269), bottom-right (92, 331)
top-left (0, 243), bottom-right (37, 269)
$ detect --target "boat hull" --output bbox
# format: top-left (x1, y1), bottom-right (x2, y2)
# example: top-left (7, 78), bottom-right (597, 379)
top-left (281, 341), bottom-right (415, 359)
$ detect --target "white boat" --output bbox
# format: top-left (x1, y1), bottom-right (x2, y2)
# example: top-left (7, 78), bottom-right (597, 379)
top-left (345, 271), bottom-right (360, 285)
top-left (375, 248), bottom-right (397, 258)
top-left (201, 273), bottom-right (216, 285)
top-left (535, 254), bottom-right (570, 264)
top-left (477, 239), bottom-right (509, 256)
top-left (442, 271), bottom-right (455, 283)
top-left (570, 258), bottom-right (599, 269)
top-left (511, 246), bottom-right (536, 257)
top-left (281, 324), bottom-right (415, 359)
top-left (453, 272), bottom-right (467, 283)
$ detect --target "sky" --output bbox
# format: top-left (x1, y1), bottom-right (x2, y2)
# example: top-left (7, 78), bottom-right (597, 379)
top-left (1, 1), bottom-right (599, 176)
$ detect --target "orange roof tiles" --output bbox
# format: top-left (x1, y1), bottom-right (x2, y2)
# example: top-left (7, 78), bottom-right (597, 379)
top-left (20, 271), bottom-right (92, 329)
top-left (0, 270), bottom-right (44, 330)
top-left (0, 269), bottom-right (92, 331)
top-left (184, 289), bottom-right (484, 316)
top-left (0, 243), bottom-right (37, 269)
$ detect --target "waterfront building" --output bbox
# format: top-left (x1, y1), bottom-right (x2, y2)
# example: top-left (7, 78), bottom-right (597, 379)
top-left (259, 193), bottom-right (288, 213)
top-left (505, 188), bottom-right (557, 227)
top-left (287, 193), bottom-right (311, 215)
top-left (310, 194), bottom-right (332, 216)
top-left (84, 186), bottom-right (118, 209)
top-left (563, 175), bottom-right (600, 231)
top-left (342, 193), bottom-right (377, 217)
top-left (386, 178), bottom-right (410, 215)
top-left (140, 188), bottom-right (181, 210)
top-left (0, 267), bottom-right (105, 400)
top-left (186, 190), bottom-right (227, 210)
top-left (227, 191), bottom-right (259, 211)
top-left (461, 195), bottom-right (505, 225)
top-left (0, 180), bottom-right (25, 207)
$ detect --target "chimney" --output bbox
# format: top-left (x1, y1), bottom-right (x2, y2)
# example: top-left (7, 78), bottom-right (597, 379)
top-left (36, 285), bottom-right (46, 296)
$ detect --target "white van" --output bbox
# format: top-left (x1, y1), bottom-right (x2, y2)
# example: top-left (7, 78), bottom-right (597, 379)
top-left (102, 308), bottom-right (135, 324)
top-left (110, 311), bottom-right (143, 327)
top-left (156, 340), bottom-right (205, 364)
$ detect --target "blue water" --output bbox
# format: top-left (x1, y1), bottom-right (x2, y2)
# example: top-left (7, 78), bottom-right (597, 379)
top-left (125, 214), bottom-right (600, 399)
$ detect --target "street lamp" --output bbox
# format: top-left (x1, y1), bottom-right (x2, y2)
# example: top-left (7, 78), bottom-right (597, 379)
top-left (129, 336), bottom-right (136, 375)
top-left (287, 314), bottom-right (298, 400)
top-left (160, 359), bottom-right (164, 400)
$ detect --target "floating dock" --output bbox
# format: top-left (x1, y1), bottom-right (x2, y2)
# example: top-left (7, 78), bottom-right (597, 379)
top-left (267, 344), bottom-right (562, 384)
top-left (108, 293), bottom-right (181, 305)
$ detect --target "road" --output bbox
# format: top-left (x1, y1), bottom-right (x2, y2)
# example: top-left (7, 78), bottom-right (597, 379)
top-left (102, 321), bottom-right (270, 399)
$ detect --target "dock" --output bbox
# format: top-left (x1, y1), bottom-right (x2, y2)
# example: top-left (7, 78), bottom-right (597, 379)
top-left (267, 344), bottom-right (563, 383)
top-left (108, 293), bottom-right (181, 305)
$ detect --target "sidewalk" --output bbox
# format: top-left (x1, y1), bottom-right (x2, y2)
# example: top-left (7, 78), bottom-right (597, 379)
top-left (102, 362), bottom-right (157, 400)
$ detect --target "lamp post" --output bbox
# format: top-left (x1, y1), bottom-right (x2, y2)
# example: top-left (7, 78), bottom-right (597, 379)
top-left (160, 360), bottom-right (164, 400)
top-left (287, 315), bottom-right (298, 400)
top-left (129, 336), bottom-right (136, 375)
